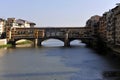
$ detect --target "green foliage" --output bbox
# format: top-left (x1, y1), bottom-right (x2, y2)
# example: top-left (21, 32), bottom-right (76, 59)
top-left (16, 41), bottom-right (32, 45)
top-left (0, 44), bottom-right (12, 48)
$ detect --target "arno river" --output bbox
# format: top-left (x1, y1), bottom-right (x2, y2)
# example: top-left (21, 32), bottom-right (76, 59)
top-left (0, 39), bottom-right (120, 80)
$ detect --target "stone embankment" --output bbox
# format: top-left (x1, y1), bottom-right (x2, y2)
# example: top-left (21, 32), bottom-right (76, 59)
top-left (0, 39), bottom-right (7, 45)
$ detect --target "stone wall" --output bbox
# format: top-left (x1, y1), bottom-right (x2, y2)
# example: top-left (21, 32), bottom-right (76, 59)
top-left (0, 39), bottom-right (7, 45)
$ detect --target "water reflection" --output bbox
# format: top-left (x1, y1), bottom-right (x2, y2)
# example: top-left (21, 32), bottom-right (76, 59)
top-left (1, 71), bottom-right (76, 77)
top-left (0, 49), bottom-right (7, 57)
top-left (42, 39), bottom-right (64, 47)
top-left (70, 40), bottom-right (84, 46)
top-left (42, 39), bottom-right (84, 47)
top-left (0, 40), bottom-right (120, 80)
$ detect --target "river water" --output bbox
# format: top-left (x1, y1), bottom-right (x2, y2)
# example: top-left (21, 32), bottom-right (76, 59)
top-left (0, 39), bottom-right (120, 80)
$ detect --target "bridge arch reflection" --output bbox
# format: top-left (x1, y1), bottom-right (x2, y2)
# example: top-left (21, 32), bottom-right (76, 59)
top-left (70, 40), bottom-right (86, 46)
top-left (41, 39), bottom-right (64, 47)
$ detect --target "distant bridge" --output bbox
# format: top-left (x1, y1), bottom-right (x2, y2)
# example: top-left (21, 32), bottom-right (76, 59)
top-left (6, 27), bottom-right (91, 47)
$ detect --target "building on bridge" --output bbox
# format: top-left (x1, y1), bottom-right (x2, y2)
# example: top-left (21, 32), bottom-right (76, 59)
top-left (4, 18), bottom-right (36, 40)
top-left (15, 19), bottom-right (36, 28)
top-left (6, 27), bottom-right (92, 47)
top-left (6, 18), bottom-right (36, 28)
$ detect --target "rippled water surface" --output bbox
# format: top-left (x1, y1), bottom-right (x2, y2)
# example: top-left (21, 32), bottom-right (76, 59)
top-left (0, 39), bottom-right (120, 80)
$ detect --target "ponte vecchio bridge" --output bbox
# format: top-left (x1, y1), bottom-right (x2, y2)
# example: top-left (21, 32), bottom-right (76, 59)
top-left (6, 27), bottom-right (91, 47)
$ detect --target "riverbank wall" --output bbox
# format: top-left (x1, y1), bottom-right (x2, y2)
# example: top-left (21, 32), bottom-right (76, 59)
top-left (0, 39), bottom-right (7, 45)
top-left (85, 38), bottom-right (120, 57)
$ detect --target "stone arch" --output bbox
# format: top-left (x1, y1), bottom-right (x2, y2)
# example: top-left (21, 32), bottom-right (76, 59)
top-left (15, 39), bottom-right (33, 44)
top-left (69, 38), bottom-right (88, 47)
top-left (37, 38), bottom-right (65, 46)
top-left (69, 38), bottom-right (81, 45)
top-left (70, 39), bottom-right (81, 42)
top-left (69, 38), bottom-right (81, 42)
top-left (8, 38), bottom-right (35, 45)
top-left (69, 38), bottom-right (87, 43)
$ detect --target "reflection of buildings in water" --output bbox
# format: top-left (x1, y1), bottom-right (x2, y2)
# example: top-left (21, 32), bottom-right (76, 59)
top-left (0, 48), bottom-right (14, 57)
top-left (0, 48), bottom-right (7, 57)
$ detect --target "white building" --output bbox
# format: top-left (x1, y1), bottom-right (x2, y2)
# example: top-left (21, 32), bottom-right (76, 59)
top-left (7, 18), bottom-right (36, 28)
top-left (0, 18), bottom-right (5, 37)
top-left (15, 19), bottom-right (36, 28)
